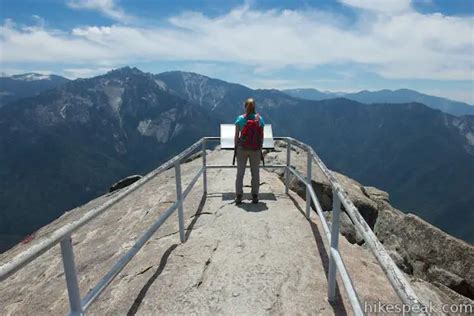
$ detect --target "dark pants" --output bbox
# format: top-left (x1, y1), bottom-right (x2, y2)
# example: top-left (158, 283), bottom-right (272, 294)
top-left (235, 146), bottom-right (260, 196)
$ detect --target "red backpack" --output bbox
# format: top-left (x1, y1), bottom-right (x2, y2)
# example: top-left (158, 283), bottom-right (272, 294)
top-left (240, 113), bottom-right (264, 150)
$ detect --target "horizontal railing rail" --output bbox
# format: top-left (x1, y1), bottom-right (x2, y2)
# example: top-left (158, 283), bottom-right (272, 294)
top-left (0, 136), bottom-right (422, 316)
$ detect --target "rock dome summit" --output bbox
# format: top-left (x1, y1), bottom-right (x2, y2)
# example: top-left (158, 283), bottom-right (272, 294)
top-left (1, 138), bottom-right (472, 315)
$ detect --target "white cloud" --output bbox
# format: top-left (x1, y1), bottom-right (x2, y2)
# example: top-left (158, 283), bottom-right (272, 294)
top-left (0, 68), bottom-right (28, 76)
top-left (31, 69), bottom-right (53, 75)
top-left (67, 0), bottom-right (131, 22)
top-left (0, 22), bottom-right (112, 63)
top-left (339, 0), bottom-right (411, 14)
top-left (31, 15), bottom-right (45, 28)
top-left (1, 2), bottom-right (473, 81)
top-left (248, 78), bottom-right (311, 90)
top-left (63, 67), bottom-right (112, 78)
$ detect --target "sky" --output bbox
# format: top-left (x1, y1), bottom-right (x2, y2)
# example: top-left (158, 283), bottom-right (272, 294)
top-left (1, 0), bottom-right (473, 103)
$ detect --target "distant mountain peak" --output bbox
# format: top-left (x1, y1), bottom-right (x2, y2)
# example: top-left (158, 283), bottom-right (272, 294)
top-left (100, 67), bottom-right (169, 92)
top-left (162, 71), bottom-right (234, 89)
top-left (159, 70), bottom-right (248, 89)
top-left (162, 70), bottom-right (209, 78)
top-left (105, 66), bottom-right (146, 77)
top-left (283, 88), bottom-right (341, 101)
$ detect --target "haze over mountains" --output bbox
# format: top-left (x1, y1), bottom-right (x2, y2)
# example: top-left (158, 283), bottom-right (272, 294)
top-left (284, 88), bottom-right (474, 116)
top-left (0, 67), bottom-right (473, 252)
top-left (0, 73), bottom-right (70, 107)
top-left (3, 71), bottom-right (473, 115)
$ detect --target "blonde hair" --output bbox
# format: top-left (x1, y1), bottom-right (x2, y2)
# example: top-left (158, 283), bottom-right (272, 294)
top-left (244, 98), bottom-right (256, 115)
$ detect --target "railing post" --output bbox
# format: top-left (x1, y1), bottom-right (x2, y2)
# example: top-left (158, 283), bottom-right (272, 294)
top-left (306, 149), bottom-right (312, 218)
top-left (174, 161), bottom-right (185, 243)
top-left (202, 140), bottom-right (207, 194)
top-left (328, 191), bottom-right (341, 302)
top-left (285, 139), bottom-right (291, 194)
top-left (60, 236), bottom-right (83, 316)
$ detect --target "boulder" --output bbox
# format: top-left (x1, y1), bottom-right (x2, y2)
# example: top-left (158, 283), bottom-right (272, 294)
top-left (362, 186), bottom-right (390, 203)
top-left (333, 172), bottom-right (379, 229)
top-left (339, 211), bottom-right (364, 245)
top-left (109, 175), bottom-right (142, 193)
top-left (375, 207), bottom-right (474, 300)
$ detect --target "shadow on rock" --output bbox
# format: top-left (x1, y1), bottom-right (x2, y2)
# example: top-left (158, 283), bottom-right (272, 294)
top-left (127, 243), bottom-right (178, 316)
top-left (185, 193), bottom-right (207, 242)
top-left (236, 202), bottom-right (269, 213)
top-left (127, 195), bottom-right (209, 314)
top-left (220, 192), bottom-right (277, 201)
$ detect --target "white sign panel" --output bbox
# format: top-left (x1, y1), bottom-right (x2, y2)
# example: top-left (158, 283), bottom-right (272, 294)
top-left (220, 124), bottom-right (274, 149)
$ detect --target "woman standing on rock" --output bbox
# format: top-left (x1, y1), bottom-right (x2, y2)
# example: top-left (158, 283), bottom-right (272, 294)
top-left (234, 98), bottom-right (265, 204)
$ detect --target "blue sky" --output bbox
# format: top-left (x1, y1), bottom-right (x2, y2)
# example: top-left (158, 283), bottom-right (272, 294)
top-left (1, 0), bottom-right (473, 103)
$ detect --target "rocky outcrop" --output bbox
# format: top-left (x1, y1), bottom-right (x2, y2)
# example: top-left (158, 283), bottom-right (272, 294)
top-left (266, 141), bottom-right (474, 304)
top-left (109, 175), bottom-right (142, 193)
top-left (375, 209), bottom-right (474, 300)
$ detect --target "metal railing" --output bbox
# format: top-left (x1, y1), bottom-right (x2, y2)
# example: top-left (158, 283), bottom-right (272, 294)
top-left (0, 136), bottom-right (423, 315)
top-left (279, 137), bottom-right (426, 315)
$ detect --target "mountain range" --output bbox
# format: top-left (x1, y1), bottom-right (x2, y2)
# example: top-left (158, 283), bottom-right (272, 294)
top-left (284, 88), bottom-right (474, 116)
top-left (159, 72), bottom-right (474, 243)
top-left (0, 67), bottom-right (473, 252)
top-left (0, 68), bottom-right (218, 251)
top-left (0, 73), bottom-right (69, 107)
top-left (3, 72), bottom-right (473, 116)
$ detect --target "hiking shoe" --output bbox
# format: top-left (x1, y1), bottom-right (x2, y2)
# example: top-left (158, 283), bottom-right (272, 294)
top-left (252, 194), bottom-right (259, 204)
top-left (235, 194), bottom-right (243, 205)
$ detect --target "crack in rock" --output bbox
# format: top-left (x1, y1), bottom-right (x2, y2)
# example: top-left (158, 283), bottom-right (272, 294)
top-left (266, 273), bottom-right (291, 313)
top-left (218, 203), bottom-right (227, 210)
top-left (265, 223), bottom-right (271, 239)
top-left (196, 242), bottom-right (220, 288)
top-left (190, 211), bottom-right (213, 218)
top-left (152, 230), bottom-right (180, 241)
top-left (135, 265), bottom-right (154, 276)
